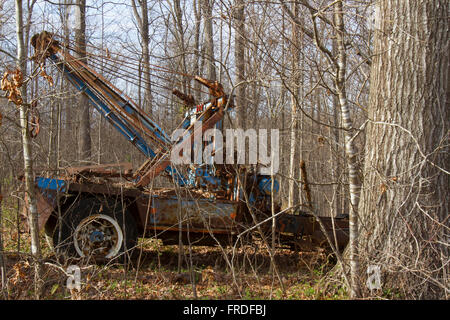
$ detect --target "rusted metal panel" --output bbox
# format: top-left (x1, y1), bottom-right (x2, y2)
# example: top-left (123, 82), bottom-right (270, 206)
top-left (64, 162), bottom-right (133, 178)
top-left (67, 182), bottom-right (142, 197)
top-left (35, 191), bottom-right (56, 231)
top-left (25, 186), bottom-right (62, 231)
top-left (276, 213), bottom-right (349, 249)
top-left (135, 194), bottom-right (238, 235)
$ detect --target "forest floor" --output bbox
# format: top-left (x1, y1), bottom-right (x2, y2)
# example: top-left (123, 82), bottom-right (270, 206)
top-left (0, 198), bottom-right (348, 300)
top-left (1, 237), bottom-right (348, 300)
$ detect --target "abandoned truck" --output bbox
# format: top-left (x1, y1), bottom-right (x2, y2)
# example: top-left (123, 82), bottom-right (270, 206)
top-left (29, 31), bottom-right (349, 261)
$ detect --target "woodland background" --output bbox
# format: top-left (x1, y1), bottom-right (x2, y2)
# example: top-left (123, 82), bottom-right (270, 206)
top-left (0, 0), bottom-right (448, 300)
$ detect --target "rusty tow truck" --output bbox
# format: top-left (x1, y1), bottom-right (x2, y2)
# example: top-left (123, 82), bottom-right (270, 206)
top-left (29, 31), bottom-right (349, 261)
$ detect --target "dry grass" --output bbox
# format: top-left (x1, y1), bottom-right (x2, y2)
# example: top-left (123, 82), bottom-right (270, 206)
top-left (0, 199), bottom-right (347, 300)
top-left (2, 241), bottom-right (347, 300)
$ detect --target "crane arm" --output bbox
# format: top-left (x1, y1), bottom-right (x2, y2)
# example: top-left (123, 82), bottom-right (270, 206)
top-left (31, 31), bottom-right (230, 188)
top-left (31, 31), bottom-right (188, 186)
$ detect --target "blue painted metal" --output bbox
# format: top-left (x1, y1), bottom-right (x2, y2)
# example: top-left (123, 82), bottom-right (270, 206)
top-left (35, 177), bottom-right (66, 209)
top-left (90, 230), bottom-right (105, 243)
top-left (257, 176), bottom-right (280, 195)
top-left (36, 177), bottom-right (66, 192)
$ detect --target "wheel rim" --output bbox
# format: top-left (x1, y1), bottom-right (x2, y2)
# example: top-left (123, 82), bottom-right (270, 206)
top-left (73, 214), bottom-right (123, 259)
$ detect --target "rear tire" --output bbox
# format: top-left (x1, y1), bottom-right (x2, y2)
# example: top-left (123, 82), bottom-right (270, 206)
top-left (52, 197), bottom-right (137, 263)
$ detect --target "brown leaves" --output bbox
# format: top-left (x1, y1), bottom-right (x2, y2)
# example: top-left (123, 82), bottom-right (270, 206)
top-left (1, 68), bottom-right (24, 106)
top-left (1, 66), bottom-right (48, 137)
top-left (0, 68), bottom-right (41, 137)
top-left (11, 261), bottom-right (30, 285)
top-left (30, 31), bottom-right (59, 64)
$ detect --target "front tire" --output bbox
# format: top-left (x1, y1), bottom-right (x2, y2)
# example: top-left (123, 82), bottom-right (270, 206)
top-left (52, 197), bottom-right (137, 263)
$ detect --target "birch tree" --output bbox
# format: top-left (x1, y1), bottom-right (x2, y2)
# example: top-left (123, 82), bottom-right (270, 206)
top-left (278, 0), bottom-right (364, 296)
top-left (287, 1), bottom-right (299, 210)
top-left (15, 0), bottom-right (42, 298)
top-left (332, 0), bottom-right (361, 298)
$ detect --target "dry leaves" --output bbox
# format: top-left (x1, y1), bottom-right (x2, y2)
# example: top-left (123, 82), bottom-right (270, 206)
top-left (11, 261), bottom-right (30, 285)
top-left (1, 68), bottom-right (24, 106)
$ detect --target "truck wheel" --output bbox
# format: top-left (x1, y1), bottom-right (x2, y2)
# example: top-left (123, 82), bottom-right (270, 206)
top-left (53, 197), bottom-right (137, 262)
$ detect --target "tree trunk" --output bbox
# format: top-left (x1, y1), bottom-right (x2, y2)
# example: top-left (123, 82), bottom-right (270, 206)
top-left (358, 0), bottom-right (449, 299)
top-left (131, 0), bottom-right (152, 114)
top-left (47, 101), bottom-right (55, 169)
top-left (192, 0), bottom-right (202, 101)
top-left (74, 0), bottom-right (91, 161)
top-left (288, 1), bottom-right (298, 210)
top-left (61, 0), bottom-right (72, 162)
top-left (0, 184), bottom-right (6, 298)
top-left (15, 0), bottom-right (42, 298)
top-left (202, 0), bottom-right (216, 81)
top-left (331, 38), bottom-right (342, 218)
top-left (333, 0), bottom-right (362, 298)
top-left (173, 0), bottom-right (188, 93)
top-left (234, 0), bottom-right (246, 129)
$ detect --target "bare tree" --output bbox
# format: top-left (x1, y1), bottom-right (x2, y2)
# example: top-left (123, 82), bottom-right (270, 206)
top-left (202, 0), bottom-right (216, 81)
top-left (233, 0), bottom-right (246, 129)
top-left (0, 184), bottom-right (6, 298)
top-left (332, 0), bottom-right (361, 298)
top-left (191, 0), bottom-right (202, 101)
top-left (74, 0), bottom-right (91, 161)
top-left (15, 0), bottom-right (42, 298)
top-left (287, 1), bottom-right (299, 210)
top-left (172, 0), bottom-right (188, 92)
top-left (131, 0), bottom-right (153, 114)
top-left (277, 0), bottom-right (366, 297)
